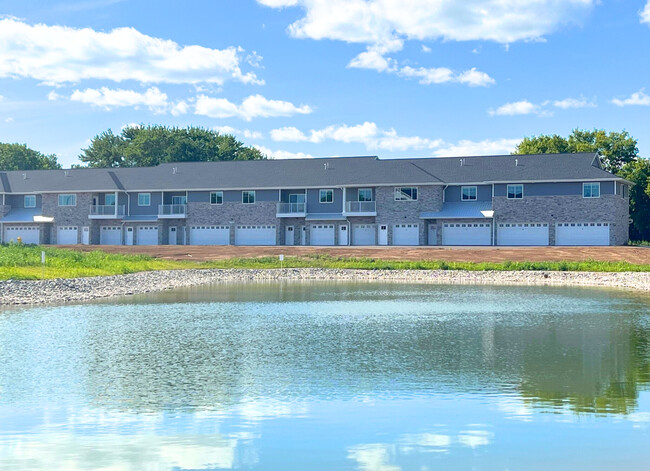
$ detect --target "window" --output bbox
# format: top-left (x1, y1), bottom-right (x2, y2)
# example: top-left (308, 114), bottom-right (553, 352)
top-left (210, 191), bottom-right (223, 205)
top-left (105, 194), bottom-right (116, 206)
top-left (319, 189), bottom-right (333, 203)
top-left (394, 187), bottom-right (418, 201)
top-left (583, 182), bottom-right (600, 198)
top-left (138, 193), bottom-right (150, 206)
top-left (24, 195), bottom-right (36, 208)
top-left (289, 193), bottom-right (305, 204)
top-left (172, 195), bottom-right (187, 205)
top-left (242, 191), bottom-right (255, 204)
top-left (507, 184), bottom-right (523, 199)
top-left (461, 186), bottom-right (477, 201)
top-left (58, 194), bottom-right (76, 206)
top-left (358, 188), bottom-right (373, 202)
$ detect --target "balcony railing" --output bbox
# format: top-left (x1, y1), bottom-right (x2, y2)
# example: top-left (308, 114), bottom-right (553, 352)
top-left (277, 202), bottom-right (306, 214)
top-left (89, 204), bottom-right (125, 217)
top-left (158, 204), bottom-right (187, 217)
top-left (345, 201), bottom-right (376, 213)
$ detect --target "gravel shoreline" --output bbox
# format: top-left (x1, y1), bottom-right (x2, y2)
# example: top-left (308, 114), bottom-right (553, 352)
top-left (1, 268), bottom-right (650, 306)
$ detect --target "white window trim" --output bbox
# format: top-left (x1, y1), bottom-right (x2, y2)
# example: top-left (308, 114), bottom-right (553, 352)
top-left (138, 193), bottom-right (151, 206)
top-left (582, 182), bottom-right (600, 199)
top-left (210, 191), bottom-right (223, 205)
top-left (58, 194), bottom-right (77, 207)
top-left (358, 188), bottom-right (373, 202)
top-left (394, 187), bottom-right (418, 201)
top-left (242, 190), bottom-right (256, 204)
top-left (461, 186), bottom-right (478, 202)
top-left (319, 189), bottom-right (334, 204)
top-left (506, 184), bottom-right (524, 200)
top-left (24, 195), bottom-right (36, 208)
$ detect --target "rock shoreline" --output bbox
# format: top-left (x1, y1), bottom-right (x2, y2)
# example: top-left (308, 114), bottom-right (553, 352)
top-left (1, 269), bottom-right (650, 306)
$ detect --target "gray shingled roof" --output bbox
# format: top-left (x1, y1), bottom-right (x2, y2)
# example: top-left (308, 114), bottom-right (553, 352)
top-left (0, 152), bottom-right (622, 194)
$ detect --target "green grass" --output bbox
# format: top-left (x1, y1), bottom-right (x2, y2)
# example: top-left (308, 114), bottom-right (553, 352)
top-left (1, 244), bottom-right (650, 280)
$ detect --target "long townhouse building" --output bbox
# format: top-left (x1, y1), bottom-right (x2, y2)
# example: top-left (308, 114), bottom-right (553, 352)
top-left (0, 152), bottom-right (631, 247)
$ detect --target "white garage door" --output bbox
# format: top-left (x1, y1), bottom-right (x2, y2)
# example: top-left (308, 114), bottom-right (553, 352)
top-left (498, 223), bottom-right (549, 246)
top-left (235, 225), bottom-right (276, 246)
top-left (190, 225), bottom-right (230, 245)
top-left (57, 226), bottom-right (78, 245)
top-left (393, 224), bottom-right (419, 246)
top-left (556, 222), bottom-right (610, 246)
top-left (100, 226), bottom-right (122, 245)
top-left (3, 226), bottom-right (40, 244)
top-left (352, 224), bottom-right (376, 246)
top-left (310, 224), bottom-right (335, 246)
top-left (442, 222), bottom-right (491, 246)
top-left (137, 226), bottom-right (159, 245)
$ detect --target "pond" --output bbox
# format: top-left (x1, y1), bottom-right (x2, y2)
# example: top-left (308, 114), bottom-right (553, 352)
top-left (0, 282), bottom-right (649, 470)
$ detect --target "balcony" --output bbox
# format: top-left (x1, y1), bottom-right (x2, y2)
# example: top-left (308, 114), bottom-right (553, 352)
top-left (89, 204), bottom-right (125, 219)
top-left (344, 201), bottom-right (376, 216)
top-left (158, 204), bottom-right (187, 218)
top-left (276, 202), bottom-right (306, 217)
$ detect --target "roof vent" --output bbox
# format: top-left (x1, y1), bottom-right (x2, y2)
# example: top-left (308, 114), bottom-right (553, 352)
top-left (172, 167), bottom-right (178, 174)
top-left (324, 162), bottom-right (333, 170)
top-left (460, 158), bottom-right (465, 167)
top-left (22, 173), bottom-right (27, 180)
top-left (515, 159), bottom-right (519, 167)
top-left (64, 170), bottom-right (70, 177)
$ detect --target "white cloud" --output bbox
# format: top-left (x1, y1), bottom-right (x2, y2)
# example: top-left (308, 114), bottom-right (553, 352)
top-left (489, 100), bottom-right (539, 116)
top-left (432, 138), bottom-right (521, 157)
top-left (257, 0), bottom-right (299, 6)
top-left (553, 97), bottom-right (596, 109)
top-left (457, 68), bottom-right (496, 87)
top-left (398, 66), bottom-right (454, 84)
top-left (70, 86), bottom-right (171, 113)
top-left (214, 126), bottom-right (263, 139)
top-left (421, 45), bottom-right (432, 53)
top-left (0, 18), bottom-right (262, 86)
top-left (4, 117), bottom-right (14, 123)
top-left (270, 126), bottom-right (308, 141)
top-left (47, 90), bottom-right (61, 101)
top-left (641, 2), bottom-right (650, 24)
top-left (348, 49), bottom-right (397, 73)
top-left (195, 94), bottom-right (312, 121)
top-left (170, 100), bottom-right (189, 116)
top-left (254, 145), bottom-right (315, 159)
top-left (611, 89), bottom-right (650, 107)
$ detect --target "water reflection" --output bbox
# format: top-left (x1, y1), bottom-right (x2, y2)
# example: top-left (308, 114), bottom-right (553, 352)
top-left (0, 282), bottom-right (649, 470)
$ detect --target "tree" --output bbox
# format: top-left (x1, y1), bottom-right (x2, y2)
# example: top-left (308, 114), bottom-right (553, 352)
top-left (514, 128), bottom-right (638, 172)
top-left (619, 159), bottom-right (650, 241)
top-left (0, 143), bottom-right (61, 170)
top-left (79, 125), bottom-right (265, 167)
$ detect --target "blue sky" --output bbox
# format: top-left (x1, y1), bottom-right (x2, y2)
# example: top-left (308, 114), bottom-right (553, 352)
top-left (1, 0), bottom-right (650, 167)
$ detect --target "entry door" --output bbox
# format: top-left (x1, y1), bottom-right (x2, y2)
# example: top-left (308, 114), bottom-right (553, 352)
top-left (428, 224), bottom-right (437, 245)
top-left (169, 226), bottom-right (177, 245)
top-left (301, 226), bottom-right (306, 245)
top-left (285, 226), bottom-right (295, 245)
top-left (125, 227), bottom-right (134, 245)
top-left (82, 226), bottom-right (90, 245)
top-left (378, 225), bottom-right (388, 245)
top-left (338, 225), bottom-right (348, 245)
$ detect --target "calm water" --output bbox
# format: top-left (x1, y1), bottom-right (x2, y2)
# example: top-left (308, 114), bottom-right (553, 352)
top-left (1, 282), bottom-right (650, 470)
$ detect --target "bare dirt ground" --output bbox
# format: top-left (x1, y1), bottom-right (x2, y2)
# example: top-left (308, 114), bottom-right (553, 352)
top-left (62, 245), bottom-right (650, 264)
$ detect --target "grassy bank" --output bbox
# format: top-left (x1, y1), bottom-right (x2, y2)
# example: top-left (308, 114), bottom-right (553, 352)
top-left (2, 244), bottom-right (650, 280)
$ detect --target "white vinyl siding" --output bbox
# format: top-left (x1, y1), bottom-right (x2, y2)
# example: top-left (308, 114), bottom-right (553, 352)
top-left (58, 194), bottom-right (76, 206)
top-left (24, 195), bottom-right (36, 208)
top-left (242, 191), bottom-right (256, 204)
top-left (319, 189), bottom-right (334, 203)
top-left (507, 184), bottom-right (524, 199)
top-left (583, 182), bottom-right (600, 198)
top-left (394, 187), bottom-right (418, 201)
top-left (138, 193), bottom-right (151, 206)
top-left (210, 191), bottom-right (223, 205)
top-left (461, 186), bottom-right (477, 201)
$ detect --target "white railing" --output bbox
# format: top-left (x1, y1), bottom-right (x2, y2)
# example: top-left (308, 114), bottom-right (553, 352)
top-left (89, 204), bottom-right (125, 216)
top-left (277, 202), bottom-right (306, 214)
top-left (346, 201), bottom-right (376, 213)
top-left (158, 204), bottom-right (187, 216)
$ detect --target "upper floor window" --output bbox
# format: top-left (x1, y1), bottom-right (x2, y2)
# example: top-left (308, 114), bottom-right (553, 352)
top-left (105, 194), bottom-right (116, 206)
top-left (58, 194), bottom-right (76, 206)
top-left (24, 195), bottom-right (36, 208)
top-left (138, 193), bottom-right (150, 206)
top-left (461, 186), bottom-right (477, 201)
top-left (358, 188), bottom-right (373, 202)
top-left (507, 184), bottom-right (523, 199)
top-left (242, 191), bottom-right (255, 204)
top-left (210, 191), bottom-right (223, 205)
top-left (583, 182), bottom-right (600, 198)
top-left (319, 189), bottom-right (334, 203)
top-left (172, 195), bottom-right (187, 205)
top-left (395, 187), bottom-right (418, 201)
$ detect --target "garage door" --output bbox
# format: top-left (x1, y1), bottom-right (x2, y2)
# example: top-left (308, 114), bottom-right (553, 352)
top-left (310, 224), bottom-right (335, 246)
top-left (393, 224), bottom-right (419, 246)
top-left (235, 225), bottom-right (276, 246)
top-left (352, 224), bottom-right (376, 245)
top-left (498, 223), bottom-right (549, 246)
top-left (57, 226), bottom-right (78, 245)
top-left (442, 222), bottom-right (491, 246)
top-left (100, 226), bottom-right (122, 245)
top-left (190, 225), bottom-right (229, 245)
top-left (137, 226), bottom-right (159, 245)
top-left (556, 222), bottom-right (610, 246)
top-left (3, 226), bottom-right (40, 244)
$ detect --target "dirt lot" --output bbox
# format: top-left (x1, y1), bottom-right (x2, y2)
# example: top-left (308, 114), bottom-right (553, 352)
top-left (64, 245), bottom-right (650, 264)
